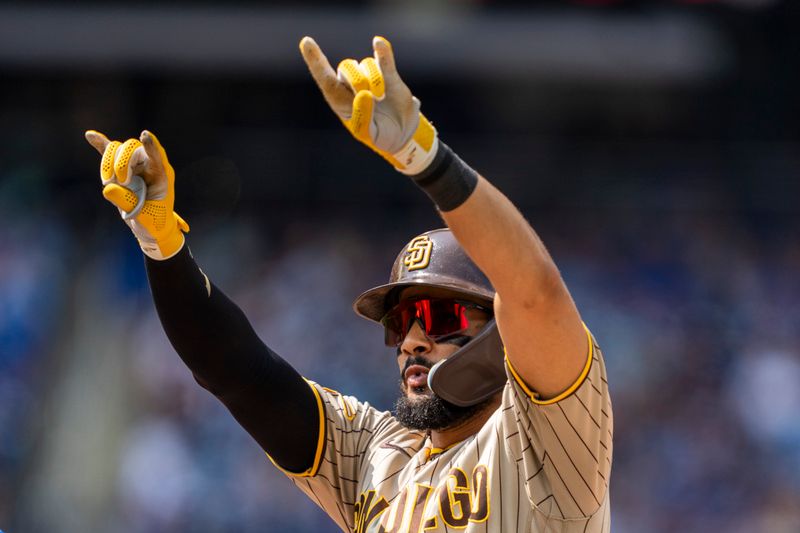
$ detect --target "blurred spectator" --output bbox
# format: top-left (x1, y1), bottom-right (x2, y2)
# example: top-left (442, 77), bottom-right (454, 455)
top-left (3, 3), bottom-right (800, 530)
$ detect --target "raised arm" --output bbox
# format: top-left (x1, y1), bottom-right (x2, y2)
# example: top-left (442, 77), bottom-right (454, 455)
top-left (300, 37), bottom-right (587, 399)
top-left (440, 177), bottom-right (586, 399)
top-left (85, 130), bottom-right (320, 472)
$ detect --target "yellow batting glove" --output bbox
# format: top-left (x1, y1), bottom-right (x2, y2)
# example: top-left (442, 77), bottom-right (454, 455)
top-left (300, 36), bottom-right (438, 175)
top-left (85, 129), bottom-right (189, 260)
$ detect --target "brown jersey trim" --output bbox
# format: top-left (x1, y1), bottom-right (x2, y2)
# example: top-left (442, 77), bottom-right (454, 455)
top-left (506, 324), bottom-right (594, 406)
top-left (266, 379), bottom-right (327, 477)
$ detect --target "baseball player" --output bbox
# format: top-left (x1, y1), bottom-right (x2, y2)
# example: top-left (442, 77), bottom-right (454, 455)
top-left (86, 36), bottom-right (612, 532)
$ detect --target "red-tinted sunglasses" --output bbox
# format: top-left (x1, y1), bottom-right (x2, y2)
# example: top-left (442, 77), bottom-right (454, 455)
top-left (380, 298), bottom-right (491, 347)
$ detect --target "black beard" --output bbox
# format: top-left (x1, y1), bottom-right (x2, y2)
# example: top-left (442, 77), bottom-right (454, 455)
top-left (393, 348), bottom-right (493, 431)
top-left (394, 388), bottom-right (492, 431)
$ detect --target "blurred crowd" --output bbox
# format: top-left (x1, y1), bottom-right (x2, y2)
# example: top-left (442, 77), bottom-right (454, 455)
top-left (1, 184), bottom-right (799, 532)
top-left (2, 2), bottom-right (800, 531)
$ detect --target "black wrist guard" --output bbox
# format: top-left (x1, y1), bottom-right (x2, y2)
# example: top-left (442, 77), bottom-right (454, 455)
top-left (410, 142), bottom-right (479, 212)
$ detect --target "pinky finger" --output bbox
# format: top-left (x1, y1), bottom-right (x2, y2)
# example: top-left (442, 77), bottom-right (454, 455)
top-left (85, 130), bottom-right (111, 154)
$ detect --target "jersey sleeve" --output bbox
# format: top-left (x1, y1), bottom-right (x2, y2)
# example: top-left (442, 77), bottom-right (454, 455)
top-left (500, 325), bottom-right (613, 520)
top-left (268, 381), bottom-right (411, 533)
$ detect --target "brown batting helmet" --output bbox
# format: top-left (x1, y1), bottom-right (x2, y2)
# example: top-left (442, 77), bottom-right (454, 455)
top-left (353, 228), bottom-right (495, 322)
top-left (353, 228), bottom-right (507, 407)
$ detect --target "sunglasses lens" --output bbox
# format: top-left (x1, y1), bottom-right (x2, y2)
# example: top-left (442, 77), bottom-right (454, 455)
top-left (381, 312), bottom-right (404, 346)
top-left (425, 300), bottom-right (467, 337)
top-left (381, 299), bottom-right (476, 347)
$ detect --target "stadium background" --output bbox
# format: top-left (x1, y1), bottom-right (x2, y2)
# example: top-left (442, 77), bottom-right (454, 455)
top-left (1, 0), bottom-right (799, 531)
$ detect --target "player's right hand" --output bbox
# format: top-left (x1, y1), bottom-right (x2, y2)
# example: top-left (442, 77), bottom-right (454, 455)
top-left (299, 36), bottom-right (439, 176)
top-left (85, 130), bottom-right (189, 260)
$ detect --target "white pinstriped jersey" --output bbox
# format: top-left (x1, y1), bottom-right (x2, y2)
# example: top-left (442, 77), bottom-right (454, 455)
top-left (273, 329), bottom-right (612, 532)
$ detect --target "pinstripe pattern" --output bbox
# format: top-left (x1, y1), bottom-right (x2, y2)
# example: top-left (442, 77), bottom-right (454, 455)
top-left (281, 335), bottom-right (612, 532)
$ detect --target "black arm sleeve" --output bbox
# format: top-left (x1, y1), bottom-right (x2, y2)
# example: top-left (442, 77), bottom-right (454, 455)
top-left (145, 246), bottom-right (320, 473)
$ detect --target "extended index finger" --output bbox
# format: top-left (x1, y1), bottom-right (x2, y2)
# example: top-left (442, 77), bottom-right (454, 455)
top-left (140, 130), bottom-right (167, 175)
top-left (299, 36), bottom-right (354, 115)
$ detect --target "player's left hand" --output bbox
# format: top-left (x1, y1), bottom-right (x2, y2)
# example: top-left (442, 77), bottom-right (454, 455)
top-left (299, 36), bottom-right (439, 175)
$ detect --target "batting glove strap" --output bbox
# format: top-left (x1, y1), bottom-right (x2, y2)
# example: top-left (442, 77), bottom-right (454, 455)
top-left (410, 142), bottom-right (478, 212)
top-left (392, 113), bottom-right (439, 175)
top-left (102, 181), bottom-right (189, 260)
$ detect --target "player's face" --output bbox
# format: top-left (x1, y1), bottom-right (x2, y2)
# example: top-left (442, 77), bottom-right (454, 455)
top-left (390, 287), bottom-right (493, 431)
top-left (394, 287), bottom-right (491, 400)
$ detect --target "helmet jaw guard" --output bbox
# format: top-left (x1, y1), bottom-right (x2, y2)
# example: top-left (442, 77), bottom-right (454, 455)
top-left (427, 318), bottom-right (505, 407)
top-left (353, 228), bottom-right (506, 407)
